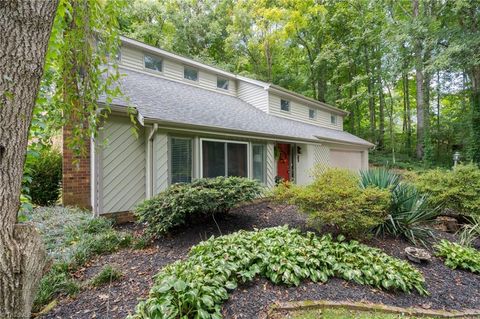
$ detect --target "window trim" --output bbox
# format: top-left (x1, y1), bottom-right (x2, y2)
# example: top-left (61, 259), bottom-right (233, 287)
top-left (216, 76), bottom-right (229, 90)
top-left (143, 53), bottom-right (163, 73)
top-left (251, 143), bottom-right (267, 184)
top-left (200, 138), bottom-right (250, 178)
top-left (280, 99), bottom-right (291, 112)
top-left (183, 65), bottom-right (199, 82)
top-left (309, 108), bottom-right (317, 120)
top-left (331, 114), bottom-right (337, 125)
top-left (169, 136), bottom-right (193, 185)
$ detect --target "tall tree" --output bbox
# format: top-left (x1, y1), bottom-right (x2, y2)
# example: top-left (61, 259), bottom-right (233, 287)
top-left (0, 1), bottom-right (58, 316)
top-left (412, 0), bottom-right (426, 159)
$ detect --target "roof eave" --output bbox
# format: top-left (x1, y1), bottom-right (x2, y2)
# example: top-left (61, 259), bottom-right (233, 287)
top-left (268, 85), bottom-right (349, 116)
top-left (120, 36), bottom-right (237, 80)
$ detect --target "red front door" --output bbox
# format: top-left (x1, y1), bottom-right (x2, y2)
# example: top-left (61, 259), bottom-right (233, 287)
top-left (277, 143), bottom-right (290, 181)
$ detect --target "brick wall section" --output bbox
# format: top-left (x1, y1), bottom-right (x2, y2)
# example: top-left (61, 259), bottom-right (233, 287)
top-left (62, 126), bottom-right (91, 210)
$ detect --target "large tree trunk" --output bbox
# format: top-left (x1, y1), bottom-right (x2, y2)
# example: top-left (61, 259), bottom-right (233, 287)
top-left (364, 46), bottom-right (376, 143)
top-left (470, 66), bottom-right (480, 163)
top-left (0, 1), bottom-right (58, 317)
top-left (413, 0), bottom-right (425, 159)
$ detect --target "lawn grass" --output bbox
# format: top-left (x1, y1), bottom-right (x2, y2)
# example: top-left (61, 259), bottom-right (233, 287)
top-left (290, 308), bottom-right (438, 319)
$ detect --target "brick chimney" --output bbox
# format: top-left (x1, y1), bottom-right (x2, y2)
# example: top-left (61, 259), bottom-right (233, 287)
top-left (62, 125), bottom-right (91, 210)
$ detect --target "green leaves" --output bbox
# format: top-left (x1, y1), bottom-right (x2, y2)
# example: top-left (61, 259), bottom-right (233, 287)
top-left (129, 226), bottom-right (427, 319)
top-left (274, 168), bottom-right (391, 239)
top-left (135, 177), bottom-right (264, 237)
top-left (435, 240), bottom-right (480, 274)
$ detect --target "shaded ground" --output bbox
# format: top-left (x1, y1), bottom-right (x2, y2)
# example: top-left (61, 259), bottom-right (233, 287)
top-left (41, 201), bottom-right (480, 319)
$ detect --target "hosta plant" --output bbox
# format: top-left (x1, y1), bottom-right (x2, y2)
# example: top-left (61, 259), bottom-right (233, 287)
top-left (435, 240), bottom-right (480, 274)
top-left (130, 226), bottom-right (427, 319)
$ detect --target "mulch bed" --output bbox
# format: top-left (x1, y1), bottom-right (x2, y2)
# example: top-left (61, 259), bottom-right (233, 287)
top-left (41, 201), bottom-right (480, 319)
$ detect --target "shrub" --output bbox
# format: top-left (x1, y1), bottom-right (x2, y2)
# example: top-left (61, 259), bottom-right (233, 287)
top-left (414, 164), bottom-right (480, 217)
top-left (435, 240), bottom-right (480, 274)
top-left (90, 265), bottom-right (123, 287)
top-left (129, 226), bottom-right (427, 319)
top-left (135, 177), bottom-right (264, 237)
top-left (360, 169), bottom-right (439, 246)
top-left (275, 168), bottom-right (390, 239)
top-left (25, 149), bottom-right (62, 206)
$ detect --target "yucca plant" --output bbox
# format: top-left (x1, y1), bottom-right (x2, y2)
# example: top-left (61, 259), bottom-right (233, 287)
top-left (379, 183), bottom-right (439, 246)
top-left (361, 169), bottom-right (439, 246)
top-left (359, 168), bottom-right (400, 190)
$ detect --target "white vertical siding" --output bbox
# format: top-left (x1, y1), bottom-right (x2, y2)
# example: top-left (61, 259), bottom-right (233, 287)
top-left (153, 132), bottom-right (169, 194)
top-left (120, 45), bottom-right (237, 96)
top-left (237, 81), bottom-right (269, 112)
top-left (266, 143), bottom-right (275, 188)
top-left (268, 93), bottom-right (344, 130)
top-left (100, 115), bottom-right (145, 213)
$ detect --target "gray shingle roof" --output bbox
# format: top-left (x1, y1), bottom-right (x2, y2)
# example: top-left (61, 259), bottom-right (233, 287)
top-left (102, 68), bottom-right (373, 147)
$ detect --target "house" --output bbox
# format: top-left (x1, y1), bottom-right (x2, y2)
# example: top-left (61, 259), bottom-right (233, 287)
top-left (62, 36), bottom-right (373, 216)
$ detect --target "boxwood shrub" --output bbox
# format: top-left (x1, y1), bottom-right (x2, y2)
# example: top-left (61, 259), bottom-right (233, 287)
top-left (129, 226), bottom-right (427, 319)
top-left (135, 177), bottom-right (264, 237)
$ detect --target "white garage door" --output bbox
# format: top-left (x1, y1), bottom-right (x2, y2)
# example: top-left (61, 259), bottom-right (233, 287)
top-left (330, 149), bottom-right (363, 171)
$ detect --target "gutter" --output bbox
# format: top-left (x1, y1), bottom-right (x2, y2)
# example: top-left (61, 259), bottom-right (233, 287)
top-left (98, 103), bottom-right (371, 147)
top-left (268, 85), bottom-right (349, 116)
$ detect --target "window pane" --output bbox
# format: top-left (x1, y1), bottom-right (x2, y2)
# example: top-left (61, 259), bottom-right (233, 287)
top-left (184, 66), bottom-right (198, 81)
top-left (217, 78), bottom-right (229, 90)
top-left (309, 109), bottom-right (316, 119)
top-left (144, 54), bottom-right (162, 72)
top-left (171, 138), bottom-right (192, 184)
top-left (227, 143), bottom-right (247, 177)
top-left (252, 144), bottom-right (265, 183)
top-left (331, 114), bottom-right (337, 124)
top-left (202, 141), bottom-right (225, 178)
top-left (281, 99), bottom-right (290, 111)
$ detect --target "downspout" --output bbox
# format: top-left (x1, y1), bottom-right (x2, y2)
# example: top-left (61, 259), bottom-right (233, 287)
top-left (147, 123), bottom-right (158, 198)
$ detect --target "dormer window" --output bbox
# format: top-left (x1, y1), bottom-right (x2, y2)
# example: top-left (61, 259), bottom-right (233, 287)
top-left (280, 99), bottom-right (290, 112)
top-left (184, 66), bottom-right (198, 81)
top-left (331, 114), bottom-right (337, 125)
top-left (309, 108), bottom-right (316, 119)
top-left (217, 77), bottom-right (229, 90)
top-left (144, 54), bottom-right (162, 72)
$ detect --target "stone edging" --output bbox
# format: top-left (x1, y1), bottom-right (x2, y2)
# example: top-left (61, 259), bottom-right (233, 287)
top-left (267, 300), bottom-right (480, 318)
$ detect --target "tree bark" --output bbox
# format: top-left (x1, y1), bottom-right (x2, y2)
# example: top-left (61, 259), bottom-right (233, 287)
top-left (364, 46), bottom-right (376, 143)
top-left (413, 0), bottom-right (425, 159)
top-left (0, 1), bottom-right (58, 317)
top-left (470, 66), bottom-right (480, 163)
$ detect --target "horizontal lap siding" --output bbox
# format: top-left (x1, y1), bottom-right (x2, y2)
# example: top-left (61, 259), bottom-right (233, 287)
top-left (237, 81), bottom-right (269, 112)
top-left (120, 45), bottom-right (237, 96)
top-left (101, 116), bottom-right (146, 213)
top-left (268, 94), bottom-right (343, 130)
